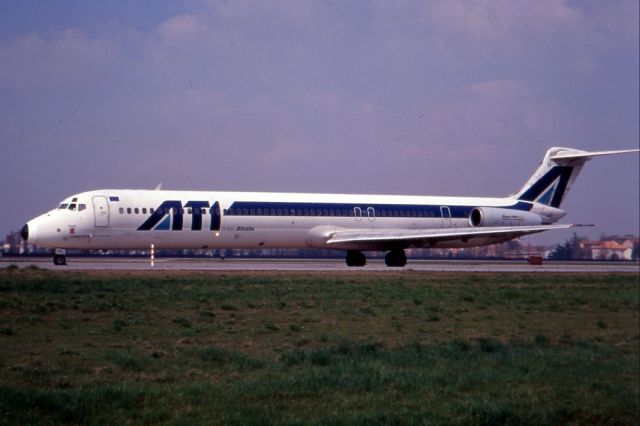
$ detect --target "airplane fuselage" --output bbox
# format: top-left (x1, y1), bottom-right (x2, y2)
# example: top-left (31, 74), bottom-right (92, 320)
top-left (25, 189), bottom-right (564, 252)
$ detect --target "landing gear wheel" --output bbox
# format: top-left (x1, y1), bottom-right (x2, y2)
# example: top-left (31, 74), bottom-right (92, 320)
top-left (345, 250), bottom-right (367, 267)
top-left (53, 255), bottom-right (67, 266)
top-left (384, 250), bottom-right (407, 267)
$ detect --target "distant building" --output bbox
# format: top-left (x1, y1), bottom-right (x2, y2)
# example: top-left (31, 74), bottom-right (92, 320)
top-left (4, 232), bottom-right (22, 255)
top-left (579, 236), bottom-right (638, 261)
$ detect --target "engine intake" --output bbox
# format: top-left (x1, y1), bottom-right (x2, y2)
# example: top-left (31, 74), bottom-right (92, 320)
top-left (469, 207), bottom-right (543, 227)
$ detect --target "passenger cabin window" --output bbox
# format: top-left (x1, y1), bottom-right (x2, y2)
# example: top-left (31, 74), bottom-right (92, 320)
top-left (150, 208), bottom-right (155, 214)
top-left (134, 208), bottom-right (139, 214)
top-left (119, 208), bottom-right (124, 214)
top-left (142, 208), bottom-right (147, 214)
top-left (127, 208), bottom-right (132, 214)
top-left (78, 204), bottom-right (86, 211)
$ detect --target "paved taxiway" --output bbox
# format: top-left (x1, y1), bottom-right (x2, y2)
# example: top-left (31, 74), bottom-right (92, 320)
top-left (1, 257), bottom-right (638, 272)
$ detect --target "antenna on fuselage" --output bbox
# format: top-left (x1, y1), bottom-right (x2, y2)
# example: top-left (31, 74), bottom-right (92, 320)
top-left (155, 183), bottom-right (163, 191)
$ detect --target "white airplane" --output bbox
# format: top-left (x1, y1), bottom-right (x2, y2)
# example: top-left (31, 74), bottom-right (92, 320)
top-left (21, 147), bottom-right (638, 267)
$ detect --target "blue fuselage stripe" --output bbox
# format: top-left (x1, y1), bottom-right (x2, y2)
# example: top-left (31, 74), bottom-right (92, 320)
top-left (225, 201), bottom-right (532, 219)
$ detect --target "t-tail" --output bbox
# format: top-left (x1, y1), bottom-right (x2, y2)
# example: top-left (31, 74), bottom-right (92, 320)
top-left (512, 147), bottom-right (639, 208)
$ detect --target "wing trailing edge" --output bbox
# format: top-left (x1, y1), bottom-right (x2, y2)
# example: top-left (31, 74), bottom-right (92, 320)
top-left (325, 224), bottom-right (592, 251)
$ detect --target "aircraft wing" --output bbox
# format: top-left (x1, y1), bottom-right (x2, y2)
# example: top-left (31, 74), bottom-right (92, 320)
top-left (325, 224), bottom-right (586, 251)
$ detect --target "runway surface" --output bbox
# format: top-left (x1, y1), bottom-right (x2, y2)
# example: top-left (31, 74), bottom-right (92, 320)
top-left (1, 257), bottom-right (638, 272)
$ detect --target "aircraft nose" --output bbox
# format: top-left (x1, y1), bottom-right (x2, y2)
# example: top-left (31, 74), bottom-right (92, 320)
top-left (20, 224), bottom-right (29, 241)
top-left (21, 221), bottom-right (38, 244)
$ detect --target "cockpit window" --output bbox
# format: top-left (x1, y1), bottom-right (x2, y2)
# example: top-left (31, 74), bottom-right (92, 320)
top-left (68, 204), bottom-right (77, 211)
top-left (78, 204), bottom-right (86, 211)
top-left (58, 204), bottom-right (68, 210)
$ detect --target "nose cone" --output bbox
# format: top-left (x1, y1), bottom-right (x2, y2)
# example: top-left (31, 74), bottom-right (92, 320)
top-left (20, 224), bottom-right (29, 241)
top-left (21, 221), bottom-right (38, 245)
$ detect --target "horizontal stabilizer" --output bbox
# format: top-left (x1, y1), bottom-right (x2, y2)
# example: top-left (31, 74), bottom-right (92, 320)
top-left (550, 148), bottom-right (639, 162)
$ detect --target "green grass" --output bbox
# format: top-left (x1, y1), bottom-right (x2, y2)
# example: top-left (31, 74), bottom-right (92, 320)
top-left (0, 269), bottom-right (638, 424)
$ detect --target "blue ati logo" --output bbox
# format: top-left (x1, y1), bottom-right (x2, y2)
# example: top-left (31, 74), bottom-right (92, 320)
top-left (137, 200), bottom-right (221, 231)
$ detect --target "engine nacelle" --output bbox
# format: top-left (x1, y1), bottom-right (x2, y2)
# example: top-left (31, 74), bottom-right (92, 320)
top-left (469, 207), bottom-right (543, 227)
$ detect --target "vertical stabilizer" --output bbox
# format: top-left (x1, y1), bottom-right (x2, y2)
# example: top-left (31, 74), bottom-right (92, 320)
top-left (512, 147), bottom-right (639, 208)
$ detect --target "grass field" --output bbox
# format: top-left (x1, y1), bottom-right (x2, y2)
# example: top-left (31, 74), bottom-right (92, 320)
top-left (0, 267), bottom-right (638, 425)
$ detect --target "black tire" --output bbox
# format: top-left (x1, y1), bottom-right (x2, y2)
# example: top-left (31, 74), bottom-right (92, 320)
top-left (53, 255), bottom-right (67, 266)
top-left (384, 250), bottom-right (407, 267)
top-left (345, 250), bottom-right (366, 267)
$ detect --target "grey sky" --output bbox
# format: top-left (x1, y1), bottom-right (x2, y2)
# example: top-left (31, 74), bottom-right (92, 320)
top-left (1, 0), bottom-right (638, 244)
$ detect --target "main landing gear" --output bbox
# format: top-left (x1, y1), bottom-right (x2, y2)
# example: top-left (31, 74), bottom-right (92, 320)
top-left (346, 250), bottom-right (367, 267)
top-left (384, 249), bottom-right (407, 267)
top-left (53, 249), bottom-right (67, 266)
top-left (345, 249), bottom-right (408, 267)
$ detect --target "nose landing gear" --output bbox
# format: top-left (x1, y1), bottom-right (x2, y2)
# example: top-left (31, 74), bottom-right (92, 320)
top-left (53, 249), bottom-right (67, 266)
